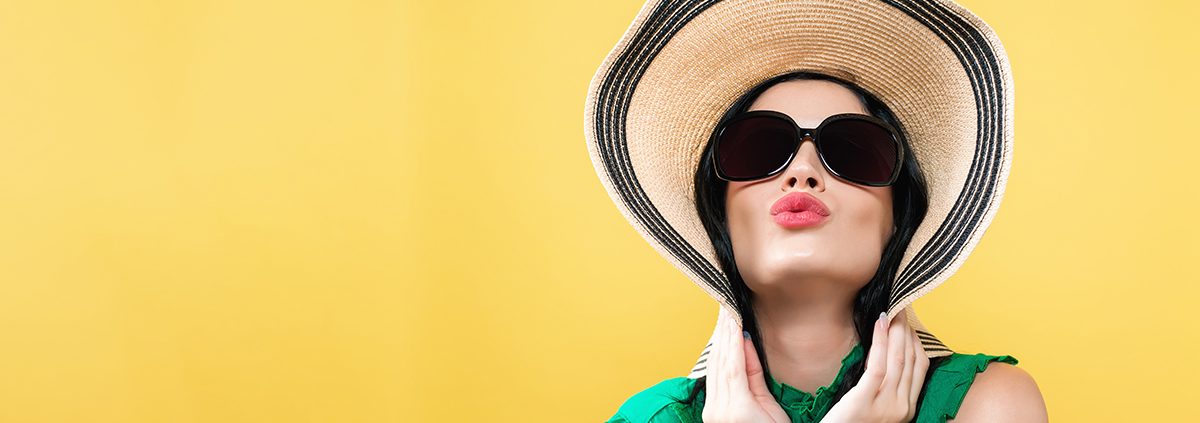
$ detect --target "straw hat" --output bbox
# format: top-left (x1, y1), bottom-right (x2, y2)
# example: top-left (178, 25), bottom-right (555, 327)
top-left (582, 0), bottom-right (1013, 379)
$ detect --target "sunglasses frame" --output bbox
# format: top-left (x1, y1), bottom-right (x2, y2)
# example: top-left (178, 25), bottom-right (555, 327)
top-left (710, 110), bottom-right (905, 187)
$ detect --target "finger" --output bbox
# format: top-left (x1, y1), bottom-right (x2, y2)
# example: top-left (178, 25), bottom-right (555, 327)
top-left (862, 311), bottom-right (889, 392)
top-left (742, 330), bottom-right (771, 399)
top-left (909, 327), bottom-right (929, 408)
top-left (724, 306), bottom-right (749, 394)
top-left (897, 312), bottom-right (915, 405)
top-left (706, 307), bottom-right (725, 404)
top-left (882, 309), bottom-right (906, 397)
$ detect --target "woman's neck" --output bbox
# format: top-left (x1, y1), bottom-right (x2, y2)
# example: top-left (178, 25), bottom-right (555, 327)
top-left (752, 290), bottom-right (860, 395)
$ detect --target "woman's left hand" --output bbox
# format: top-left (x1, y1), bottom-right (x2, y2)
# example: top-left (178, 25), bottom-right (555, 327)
top-left (820, 310), bottom-right (930, 423)
top-left (700, 305), bottom-right (790, 423)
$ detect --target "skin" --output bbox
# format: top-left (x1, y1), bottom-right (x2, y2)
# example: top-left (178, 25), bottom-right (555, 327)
top-left (702, 80), bottom-right (1048, 422)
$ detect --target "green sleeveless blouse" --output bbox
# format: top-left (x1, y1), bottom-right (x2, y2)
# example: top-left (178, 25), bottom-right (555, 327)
top-left (605, 342), bottom-right (1018, 423)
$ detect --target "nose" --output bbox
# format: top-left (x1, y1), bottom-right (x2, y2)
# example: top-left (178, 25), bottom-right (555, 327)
top-left (779, 135), bottom-right (826, 192)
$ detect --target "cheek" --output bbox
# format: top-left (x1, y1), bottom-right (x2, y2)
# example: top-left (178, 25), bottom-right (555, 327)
top-left (808, 185), bottom-right (890, 257)
top-left (878, 190), bottom-right (895, 240)
top-left (724, 187), bottom-right (753, 244)
top-left (843, 189), bottom-right (893, 245)
top-left (724, 185), bottom-right (765, 265)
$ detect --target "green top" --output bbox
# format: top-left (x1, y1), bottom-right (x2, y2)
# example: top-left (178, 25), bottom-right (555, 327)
top-left (605, 342), bottom-right (1018, 423)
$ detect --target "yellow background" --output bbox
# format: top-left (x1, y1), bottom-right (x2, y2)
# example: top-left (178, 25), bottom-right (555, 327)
top-left (1, 0), bottom-right (1196, 421)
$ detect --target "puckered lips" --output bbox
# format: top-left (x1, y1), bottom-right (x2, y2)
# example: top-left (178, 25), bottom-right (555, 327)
top-left (769, 192), bottom-right (831, 229)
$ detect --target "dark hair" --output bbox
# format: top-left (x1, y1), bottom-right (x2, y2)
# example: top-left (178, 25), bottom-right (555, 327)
top-left (685, 70), bottom-right (949, 415)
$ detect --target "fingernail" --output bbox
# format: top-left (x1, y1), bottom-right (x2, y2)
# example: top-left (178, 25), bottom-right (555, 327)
top-left (879, 312), bottom-right (888, 328)
top-left (742, 330), bottom-right (750, 340)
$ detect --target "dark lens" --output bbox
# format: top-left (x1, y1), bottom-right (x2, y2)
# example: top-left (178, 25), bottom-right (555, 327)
top-left (816, 118), bottom-right (899, 184)
top-left (715, 114), bottom-right (798, 180)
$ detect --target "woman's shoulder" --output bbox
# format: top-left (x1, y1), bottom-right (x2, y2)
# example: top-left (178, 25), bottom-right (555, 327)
top-left (605, 377), bottom-right (703, 423)
top-left (947, 352), bottom-right (1048, 422)
top-left (917, 351), bottom-right (1045, 422)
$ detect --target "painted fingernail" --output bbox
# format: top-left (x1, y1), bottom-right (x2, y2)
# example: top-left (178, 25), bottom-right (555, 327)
top-left (743, 330), bottom-right (750, 340)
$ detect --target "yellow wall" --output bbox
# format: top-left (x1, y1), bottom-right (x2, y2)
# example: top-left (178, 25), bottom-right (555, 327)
top-left (0, 0), bottom-right (1195, 421)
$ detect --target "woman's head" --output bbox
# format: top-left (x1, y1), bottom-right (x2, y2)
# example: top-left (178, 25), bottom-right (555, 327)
top-left (724, 78), bottom-right (897, 303)
top-left (690, 70), bottom-right (933, 402)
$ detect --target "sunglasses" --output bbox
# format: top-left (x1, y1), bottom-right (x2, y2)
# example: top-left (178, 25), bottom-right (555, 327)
top-left (711, 110), bottom-right (905, 186)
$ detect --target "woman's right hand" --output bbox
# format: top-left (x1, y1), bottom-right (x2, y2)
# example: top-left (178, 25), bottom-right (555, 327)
top-left (701, 305), bottom-right (790, 423)
top-left (820, 310), bottom-right (930, 423)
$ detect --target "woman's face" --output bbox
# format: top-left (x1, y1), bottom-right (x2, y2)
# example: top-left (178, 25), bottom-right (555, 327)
top-left (725, 79), bottom-right (895, 297)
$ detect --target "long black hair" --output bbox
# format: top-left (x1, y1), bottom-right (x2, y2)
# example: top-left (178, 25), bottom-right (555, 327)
top-left (685, 70), bottom-right (949, 416)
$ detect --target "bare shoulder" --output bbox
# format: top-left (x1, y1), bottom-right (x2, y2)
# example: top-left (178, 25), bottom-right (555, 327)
top-left (948, 361), bottom-right (1048, 422)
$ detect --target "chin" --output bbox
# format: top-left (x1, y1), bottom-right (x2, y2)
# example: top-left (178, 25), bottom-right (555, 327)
top-left (762, 252), bottom-right (833, 278)
top-left (764, 250), bottom-right (877, 280)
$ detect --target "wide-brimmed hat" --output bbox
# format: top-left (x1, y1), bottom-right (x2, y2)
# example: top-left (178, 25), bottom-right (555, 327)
top-left (583, 0), bottom-right (1013, 379)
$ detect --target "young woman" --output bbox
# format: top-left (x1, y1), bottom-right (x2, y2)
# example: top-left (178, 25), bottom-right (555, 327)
top-left (607, 72), bottom-right (1045, 422)
top-left (584, 1), bottom-right (1048, 422)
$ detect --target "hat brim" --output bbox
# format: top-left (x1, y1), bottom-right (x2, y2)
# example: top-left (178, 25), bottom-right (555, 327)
top-left (584, 0), bottom-right (1013, 369)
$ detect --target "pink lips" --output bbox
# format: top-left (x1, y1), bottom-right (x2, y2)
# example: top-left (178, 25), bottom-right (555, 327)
top-left (770, 192), bottom-right (831, 229)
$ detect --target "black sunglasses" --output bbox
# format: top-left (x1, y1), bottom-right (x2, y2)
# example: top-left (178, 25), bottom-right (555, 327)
top-left (711, 110), bottom-right (905, 186)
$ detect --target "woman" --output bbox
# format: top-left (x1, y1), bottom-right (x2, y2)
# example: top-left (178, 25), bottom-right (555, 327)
top-left (584, 0), bottom-right (1047, 422)
top-left (615, 72), bottom-right (1046, 422)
